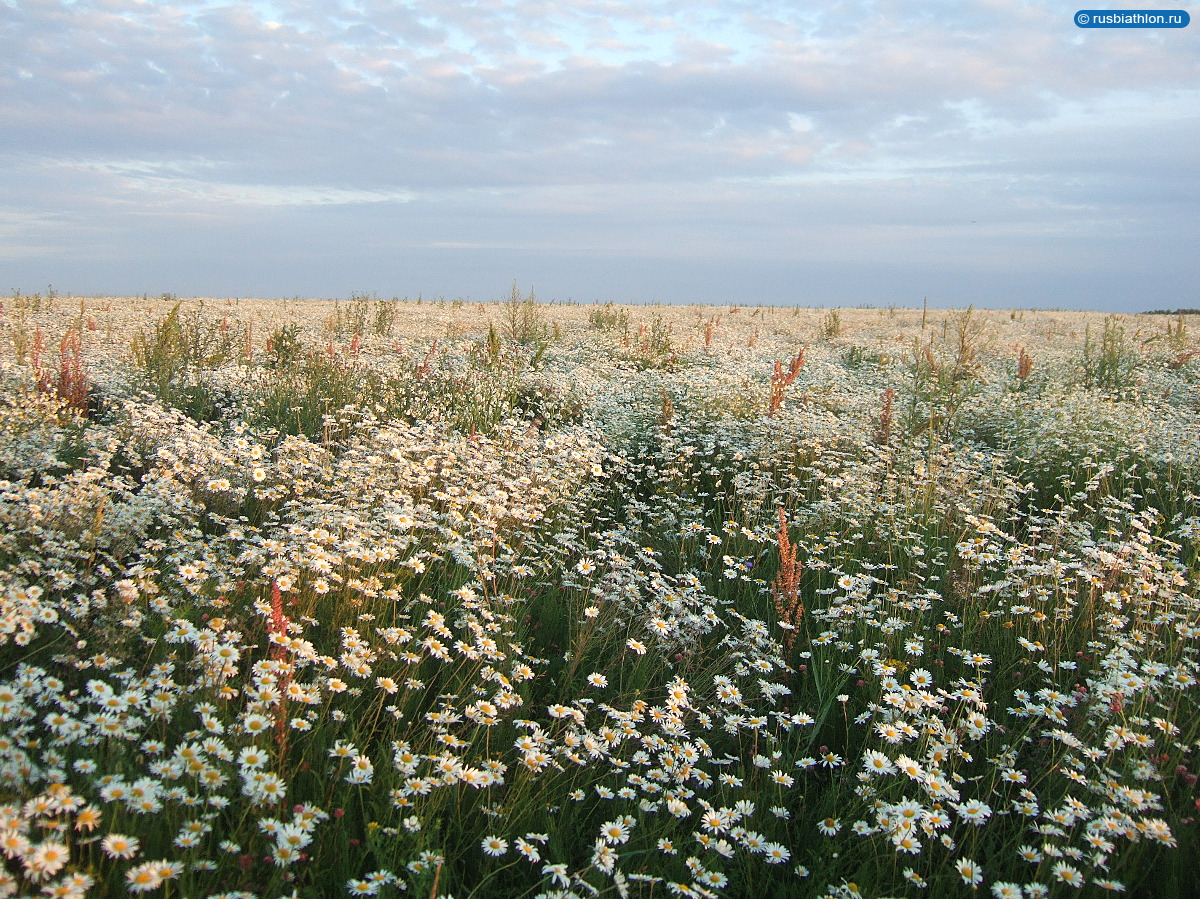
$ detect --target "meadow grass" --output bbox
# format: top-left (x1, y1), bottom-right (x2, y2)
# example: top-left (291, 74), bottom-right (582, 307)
top-left (0, 296), bottom-right (1198, 898)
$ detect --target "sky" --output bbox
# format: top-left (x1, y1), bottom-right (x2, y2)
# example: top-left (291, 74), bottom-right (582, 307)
top-left (1, 0), bottom-right (1197, 311)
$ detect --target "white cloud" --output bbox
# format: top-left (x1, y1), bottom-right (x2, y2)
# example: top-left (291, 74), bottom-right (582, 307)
top-left (0, 0), bottom-right (1196, 308)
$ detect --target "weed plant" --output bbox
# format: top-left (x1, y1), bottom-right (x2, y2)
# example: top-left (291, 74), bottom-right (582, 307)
top-left (328, 295), bottom-right (401, 339)
top-left (621, 316), bottom-right (676, 370)
top-left (1081, 317), bottom-right (1138, 397)
top-left (502, 285), bottom-right (549, 347)
top-left (819, 310), bottom-right (842, 341)
top-left (589, 304), bottom-right (631, 333)
top-left (129, 304), bottom-right (244, 420)
top-left (265, 325), bottom-right (305, 370)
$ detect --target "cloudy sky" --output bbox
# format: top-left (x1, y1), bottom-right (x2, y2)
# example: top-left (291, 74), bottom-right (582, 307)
top-left (2, 0), bottom-right (1197, 310)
